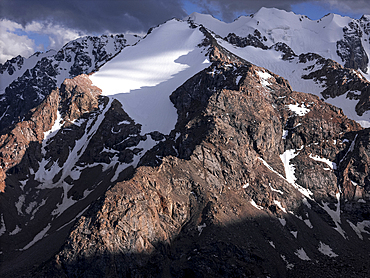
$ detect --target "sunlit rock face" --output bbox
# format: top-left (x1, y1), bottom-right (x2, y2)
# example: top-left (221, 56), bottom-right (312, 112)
top-left (1, 8), bottom-right (370, 278)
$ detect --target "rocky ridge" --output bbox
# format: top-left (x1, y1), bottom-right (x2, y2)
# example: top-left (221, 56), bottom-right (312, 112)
top-left (219, 31), bottom-right (370, 124)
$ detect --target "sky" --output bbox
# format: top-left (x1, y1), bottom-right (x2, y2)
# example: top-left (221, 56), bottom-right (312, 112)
top-left (0, 0), bottom-right (369, 64)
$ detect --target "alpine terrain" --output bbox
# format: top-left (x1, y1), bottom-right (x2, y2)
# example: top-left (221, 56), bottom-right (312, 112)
top-left (1, 7), bottom-right (370, 277)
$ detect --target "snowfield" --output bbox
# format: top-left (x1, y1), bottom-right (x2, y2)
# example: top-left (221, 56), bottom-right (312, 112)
top-left (90, 19), bottom-right (211, 135)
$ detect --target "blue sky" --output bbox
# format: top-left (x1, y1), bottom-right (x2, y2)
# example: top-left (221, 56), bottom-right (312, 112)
top-left (0, 0), bottom-right (369, 63)
top-left (290, 2), bottom-right (363, 20)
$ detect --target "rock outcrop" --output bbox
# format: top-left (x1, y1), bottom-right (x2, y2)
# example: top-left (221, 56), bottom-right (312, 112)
top-left (337, 21), bottom-right (369, 73)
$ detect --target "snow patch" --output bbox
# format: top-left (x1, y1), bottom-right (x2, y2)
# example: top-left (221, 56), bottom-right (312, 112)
top-left (294, 248), bottom-right (310, 260)
top-left (286, 104), bottom-right (310, 116)
top-left (273, 200), bottom-right (287, 213)
top-left (320, 192), bottom-right (346, 238)
top-left (318, 242), bottom-right (338, 257)
top-left (197, 223), bottom-right (206, 236)
top-left (281, 255), bottom-right (294, 269)
top-left (282, 129), bottom-right (288, 139)
top-left (56, 205), bottom-right (91, 232)
top-left (340, 134), bottom-right (358, 163)
top-left (118, 120), bottom-right (130, 125)
top-left (51, 181), bottom-right (78, 217)
top-left (291, 231), bottom-right (298, 238)
top-left (269, 241), bottom-right (276, 248)
top-left (9, 225), bottom-right (21, 235)
top-left (351, 180), bottom-right (358, 187)
top-left (235, 75), bottom-right (242, 85)
top-left (309, 154), bottom-right (337, 170)
top-left (304, 219), bottom-right (313, 228)
top-left (250, 199), bottom-right (264, 210)
top-left (19, 179), bottom-right (28, 191)
top-left (280, 149), bottom-right (298, 185)
top-left (241, 182), bottom-right (250, 189)
top-left (19, 223), bottom-right (51, 251)
top-left (256, 70), bottom-right (272, 87)
top-left (43, 110), bottom-right (63, 141)
top-left (279, 148), bottom-right (314, 198)
top-left (0, 106), bottom-right (9, 122)
top-left (30, 199), bottom-right (47, 220)
top-left (15, 195), bottom-right (25, 215)
top-left (347, 220), bottom-right (370, 240)
top-left (270, 184), bottom-right (284, 194)
top-left (0, 214), bottom-right (6, 236)
top-left (278, 217), bottom-right (286, 226)
top-left (302, 197), bottom-right (312, 209)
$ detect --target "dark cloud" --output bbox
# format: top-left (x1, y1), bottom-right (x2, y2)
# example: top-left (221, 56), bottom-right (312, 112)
top-left (191, 0), bottom-right (370, 22)
top-left (191, 0), bottom-right (304, 21)
top-left (0, 0), bottom-right (187, 34)
top-left (1, 0), bottom-right (370, 35)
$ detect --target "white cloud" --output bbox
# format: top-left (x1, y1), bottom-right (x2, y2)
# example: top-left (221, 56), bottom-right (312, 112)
top-left (24, 21), bottom-right (84, 50)
top-left (324, 0), bottom-right (370, 15)
top-left (0, 19), bottom-right (36, 63)
top-left (0, 19), bottom-right (85, 64)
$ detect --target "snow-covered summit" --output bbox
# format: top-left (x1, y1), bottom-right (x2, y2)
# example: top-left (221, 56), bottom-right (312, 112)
top-left (187, 7), bottom-right (355, 64)
top-left (185, 7), bottom-right (370, 127)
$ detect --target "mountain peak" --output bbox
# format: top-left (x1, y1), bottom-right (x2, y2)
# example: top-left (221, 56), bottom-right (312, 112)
top-left (254, 6), bottom-right (297, 18)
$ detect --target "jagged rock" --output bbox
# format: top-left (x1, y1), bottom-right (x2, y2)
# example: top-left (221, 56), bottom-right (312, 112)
top-left (224, 31), bottom-right (268, 50)
top-left (337, 21), bottom-right (369, 73)
top-left (0, 55), bottom-right (24, 75)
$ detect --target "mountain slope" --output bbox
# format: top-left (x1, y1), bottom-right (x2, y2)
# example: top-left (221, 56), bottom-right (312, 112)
top-left (28, 35), bottom-right (370, 278)
top-left (0, 8), bottom-right (370, 278)
top-left (187, 8), bottom-right (370, 127)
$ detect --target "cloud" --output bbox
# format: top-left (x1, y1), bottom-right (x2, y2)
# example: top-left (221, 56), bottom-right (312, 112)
top-left (0, 0), bottom-right (187, 34)
top-left (0, 0), bottom-right (188, 63)
top-left (24, 21), bottom-right (85, 50)
top-left (323, 0), bottom-right (370, 14)
top-left (2, 0), bottom-right (370, 35)
top-left (189, 0), bottom-right (370, 21)
top-left (0, 19), bottom-right (84, 63)
top-left (2, 0), bottom-right (370, 63)
top-left (0, 19), bottom-right (36, 63)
